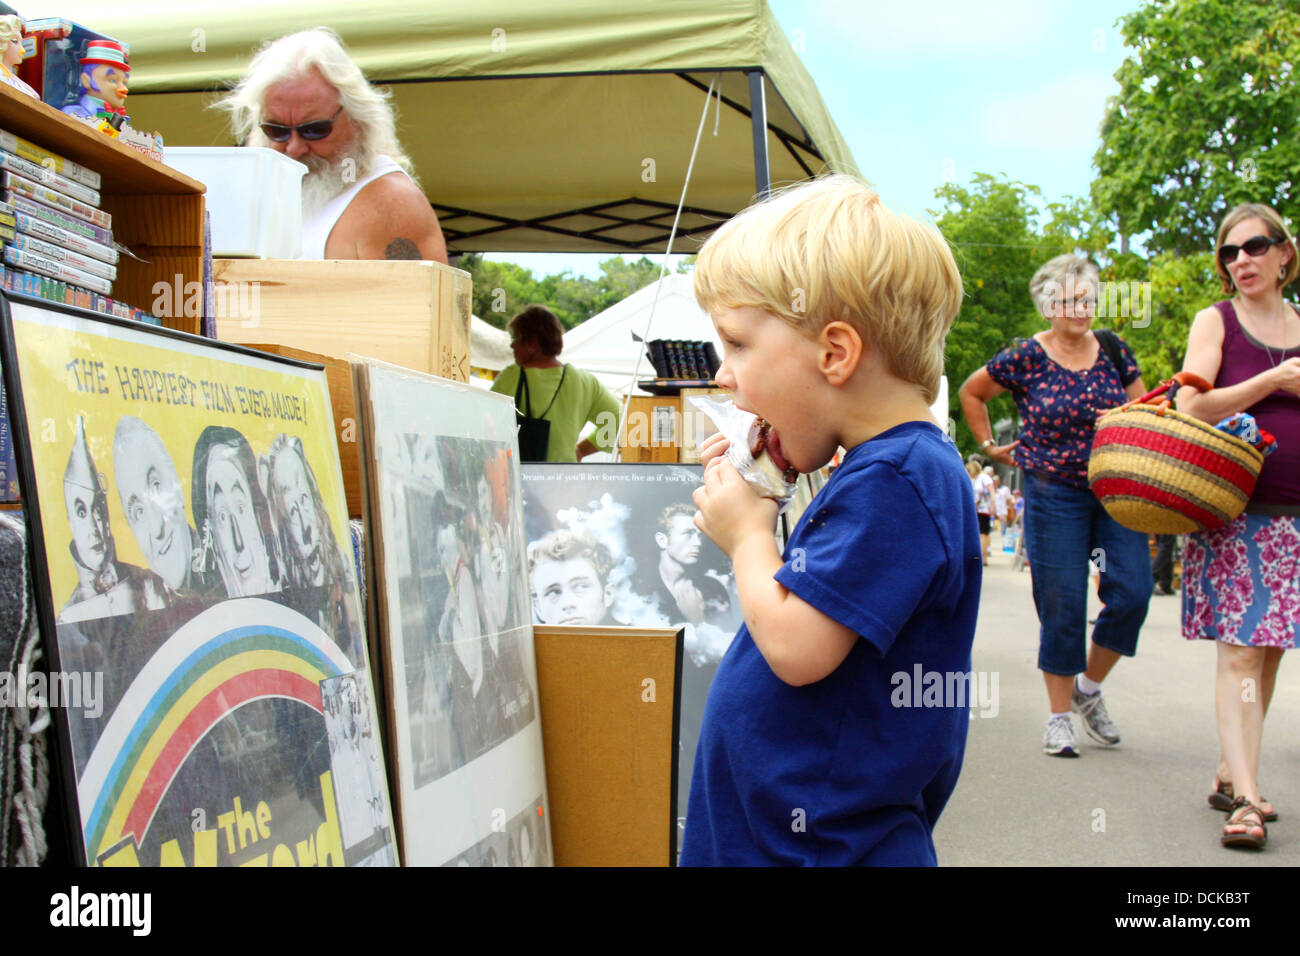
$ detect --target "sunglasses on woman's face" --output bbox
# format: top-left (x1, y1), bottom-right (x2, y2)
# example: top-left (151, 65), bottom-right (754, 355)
top-left (260, 106), bottom-right (343, 143)
top-left (1218, 234), bottom-right (1284, 265)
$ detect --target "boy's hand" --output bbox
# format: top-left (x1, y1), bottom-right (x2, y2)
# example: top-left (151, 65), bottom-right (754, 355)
top-left (697, 431), bottom-right (730, 469)
top-left (692, 455), bottom-right (778, 557)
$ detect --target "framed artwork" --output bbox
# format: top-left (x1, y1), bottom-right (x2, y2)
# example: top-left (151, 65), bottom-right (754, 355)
top-left (354, 358), bottom-right (550, 867)
top-left (0, 297), bottom-right (397, 866)
top-left (520, 462), bottom-right (743, 856)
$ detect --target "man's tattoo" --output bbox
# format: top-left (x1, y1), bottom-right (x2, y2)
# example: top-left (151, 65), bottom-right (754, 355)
top-left (384, 237), bottom-right (422, 260)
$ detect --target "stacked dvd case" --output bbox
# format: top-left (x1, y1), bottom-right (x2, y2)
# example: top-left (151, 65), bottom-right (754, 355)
top-left (0, 126), bottom-right (154, 321)
top-left (646, 339), bottom-right (721, 380)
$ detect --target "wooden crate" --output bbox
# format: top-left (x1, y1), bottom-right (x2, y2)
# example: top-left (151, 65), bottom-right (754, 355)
top-left (213, 258), bottom-right (471, 382)
top-left (0, 82), bottom-right (206, 334)
top-left (235, 343), bottom-right (364, 518)
top-left (618, 395), bottom-right (681, 463)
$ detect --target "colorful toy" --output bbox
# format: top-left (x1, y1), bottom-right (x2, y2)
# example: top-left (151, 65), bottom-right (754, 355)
top-left (0, 14), bottom-right (37, 98)
top-left (61, 38), bottom-right (128, 124)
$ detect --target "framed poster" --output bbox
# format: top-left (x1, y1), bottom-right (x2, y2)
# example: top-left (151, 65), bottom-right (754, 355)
top-left (520, 462), bottom-right (743, 856)
top-left (355, 358), bottom-right (550, 867)
top-left (0, 298), bottom-right (397, 866)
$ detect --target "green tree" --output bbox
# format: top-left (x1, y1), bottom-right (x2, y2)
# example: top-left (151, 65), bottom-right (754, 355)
top-left (932, 174), bottom-right (1053, 454)
top-left (455, 253), bottom-right (680, 330)
top-left (1127, 251), bottom-right (1221, 385)
top-left (1093, 0), bottom-right (1300, 255)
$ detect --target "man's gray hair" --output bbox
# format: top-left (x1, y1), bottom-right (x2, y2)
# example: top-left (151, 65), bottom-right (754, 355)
top-left (1029, 254), bottom-right (1099, 316)
top-left (212, 27), bottom-right (414, 181)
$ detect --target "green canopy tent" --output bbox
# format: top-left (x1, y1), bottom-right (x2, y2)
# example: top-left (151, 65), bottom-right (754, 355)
top-left (37, 0), bottom-right (858, 254)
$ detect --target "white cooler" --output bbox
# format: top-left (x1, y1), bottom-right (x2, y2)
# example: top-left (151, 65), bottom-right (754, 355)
top-left (165, 147), bottom-right (307, 258)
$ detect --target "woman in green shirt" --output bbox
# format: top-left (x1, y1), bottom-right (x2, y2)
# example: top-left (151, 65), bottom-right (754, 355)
top-left (492, 305), bottom-right (622, 462)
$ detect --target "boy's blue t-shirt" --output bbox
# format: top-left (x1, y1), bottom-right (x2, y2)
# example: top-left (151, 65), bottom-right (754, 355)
top-left (680, 421), bottom-right (982, 866)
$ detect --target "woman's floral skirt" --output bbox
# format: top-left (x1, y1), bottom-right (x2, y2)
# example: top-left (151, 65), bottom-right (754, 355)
top-left (1182, 513), bottom-right (1300, 648)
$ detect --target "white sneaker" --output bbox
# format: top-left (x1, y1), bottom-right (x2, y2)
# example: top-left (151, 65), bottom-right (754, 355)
top-left (1071, 681), bottom-right (1121, 746)
top-left (1043, 714), bottom-right (1080, 757)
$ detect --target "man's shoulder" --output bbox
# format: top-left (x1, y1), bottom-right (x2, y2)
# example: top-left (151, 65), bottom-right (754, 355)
top-left (341, 169), bottom-right (428, 226)
top-left (329, 164), bottom-right (447, 261)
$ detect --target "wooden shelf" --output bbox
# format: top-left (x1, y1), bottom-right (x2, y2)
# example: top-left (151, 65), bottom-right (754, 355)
top-left (0, 81), bottom-right (203, 195)
top-left (0, 81), bottom-right (206, 334)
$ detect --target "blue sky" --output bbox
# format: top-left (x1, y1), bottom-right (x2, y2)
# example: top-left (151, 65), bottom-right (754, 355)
top-left (492, 0), bottom-right (1141, 279)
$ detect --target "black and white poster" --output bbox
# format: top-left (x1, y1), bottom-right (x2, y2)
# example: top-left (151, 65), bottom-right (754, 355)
top-left (520, 463), bottom-right (742, 852)
top-left (357, 360), bottom-right (550, 866)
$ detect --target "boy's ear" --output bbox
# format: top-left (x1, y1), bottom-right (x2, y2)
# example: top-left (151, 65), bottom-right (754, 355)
top-left (817, 321), bottom-right (863, 385)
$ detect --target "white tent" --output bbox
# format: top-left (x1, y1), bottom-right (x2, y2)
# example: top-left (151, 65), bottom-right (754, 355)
top-left (471, 314), bottom-right (514, 372)
top-left (561, 273), bottom-right (719, 397)
top-left (561, 273), bottom-right (950, 424)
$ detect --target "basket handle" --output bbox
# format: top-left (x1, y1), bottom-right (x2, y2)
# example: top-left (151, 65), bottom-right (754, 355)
top-left (1121, 371), bottom-right (1214, 414)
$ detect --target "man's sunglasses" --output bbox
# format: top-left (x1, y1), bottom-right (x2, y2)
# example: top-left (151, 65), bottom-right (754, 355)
top-left (1219, 234), bottom-right (1285, 265)
top-left (260, 106), bottom-right (343, 143)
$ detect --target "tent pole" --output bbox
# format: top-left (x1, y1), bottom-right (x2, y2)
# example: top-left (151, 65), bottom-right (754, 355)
top-left (747, 70), bottom-right (771, 200)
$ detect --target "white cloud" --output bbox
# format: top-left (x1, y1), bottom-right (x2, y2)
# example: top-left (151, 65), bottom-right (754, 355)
top-left (977, 72), bottom-right (1120, 152)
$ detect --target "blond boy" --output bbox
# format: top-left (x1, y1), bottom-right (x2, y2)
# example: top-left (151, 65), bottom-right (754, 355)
top-left (681, 176), bottom-right (980, 866)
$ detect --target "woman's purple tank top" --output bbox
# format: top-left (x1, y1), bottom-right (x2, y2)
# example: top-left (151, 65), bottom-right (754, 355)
top-left (1213, 300), bottom-right (1300, 506)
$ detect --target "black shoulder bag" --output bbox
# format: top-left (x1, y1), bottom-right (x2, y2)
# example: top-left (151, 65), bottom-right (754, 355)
top-left (1094, 328), bottom-right (1126, 380)
top-left (513, 365), bottom-right (567, 462)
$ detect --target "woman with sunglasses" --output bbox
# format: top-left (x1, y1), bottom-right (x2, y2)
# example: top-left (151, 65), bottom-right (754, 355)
top-left (1176, 203), bottom-right (1300, 851)
top-left (959, 255), bottom-right (1151, 758)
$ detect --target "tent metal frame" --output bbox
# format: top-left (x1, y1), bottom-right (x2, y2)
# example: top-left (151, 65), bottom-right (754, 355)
top-left (415, 69), bottom-right (803, 252)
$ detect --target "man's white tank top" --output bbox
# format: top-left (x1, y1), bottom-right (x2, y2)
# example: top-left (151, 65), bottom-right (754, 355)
top-left (298, 155), bottom-right (406, 259)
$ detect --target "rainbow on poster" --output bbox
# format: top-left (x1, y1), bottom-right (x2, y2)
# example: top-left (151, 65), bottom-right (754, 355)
top-left (77, 599), bottom-right (353, 862)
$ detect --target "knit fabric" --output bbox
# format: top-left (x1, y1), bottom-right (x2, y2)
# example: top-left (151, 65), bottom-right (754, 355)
top-left (0, 512), bottom-right (49, 866)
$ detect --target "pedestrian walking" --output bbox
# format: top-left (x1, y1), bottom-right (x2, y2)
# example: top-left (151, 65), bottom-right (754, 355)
top-left (958, 254), bottom-right (1153, 757)
top-left (1177, 202), bottom-right (1300, 851)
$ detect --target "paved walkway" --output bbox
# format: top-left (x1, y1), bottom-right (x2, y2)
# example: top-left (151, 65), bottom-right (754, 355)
top-left (933, 528), bottom-right (1300, 866)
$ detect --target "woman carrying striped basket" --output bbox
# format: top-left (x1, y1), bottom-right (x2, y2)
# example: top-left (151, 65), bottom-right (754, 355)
top-left (959, 255), bottom-right (1152, 759)
top-left (1177, 204), bottom-right (1300, 852)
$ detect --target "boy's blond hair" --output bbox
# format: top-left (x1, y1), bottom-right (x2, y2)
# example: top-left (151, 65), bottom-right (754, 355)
top-left (693, 175), bottom-right (962, 405)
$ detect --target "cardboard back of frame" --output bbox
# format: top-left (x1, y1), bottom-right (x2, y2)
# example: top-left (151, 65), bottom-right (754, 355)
top-left (533, 625), bottom-right (682, 867)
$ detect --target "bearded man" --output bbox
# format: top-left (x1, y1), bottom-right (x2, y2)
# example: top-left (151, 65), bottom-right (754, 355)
top-left (216, 27), bottom-right (447, 263)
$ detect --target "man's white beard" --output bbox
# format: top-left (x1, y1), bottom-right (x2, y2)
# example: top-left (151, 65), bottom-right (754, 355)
top-left (300, 148), bottom-right (363, 221)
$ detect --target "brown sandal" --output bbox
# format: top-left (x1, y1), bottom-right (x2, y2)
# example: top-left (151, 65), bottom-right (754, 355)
top-left (1221, 796), bottom-right (1267, 850)
top-left (1210, 777), bottom-right (1277, 821)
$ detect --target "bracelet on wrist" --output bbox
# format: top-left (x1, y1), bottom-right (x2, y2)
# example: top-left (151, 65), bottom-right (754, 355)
top-left (979, 438), bottom-right (996, 451)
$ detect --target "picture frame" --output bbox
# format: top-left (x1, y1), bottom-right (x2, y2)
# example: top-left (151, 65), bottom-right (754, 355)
top-left (520, 461), bottom-right (744, 856)
top-left (0, 297), bottom-right (398, 866)
top-left (354, 357), bottom-right (551, 867)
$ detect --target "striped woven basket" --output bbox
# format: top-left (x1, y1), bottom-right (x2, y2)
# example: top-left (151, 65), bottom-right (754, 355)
top-left (1088, 372), bottom-right (1264, 534)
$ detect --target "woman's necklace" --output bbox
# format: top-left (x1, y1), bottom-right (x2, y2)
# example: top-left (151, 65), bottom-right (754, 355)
top-left (1238, 298), bottom-right (1298, 369)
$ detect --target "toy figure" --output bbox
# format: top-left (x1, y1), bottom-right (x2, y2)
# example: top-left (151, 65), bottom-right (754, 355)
top-left (0, 14), bottom-right (37, 98)
top-left (61, 38), bottom-right (128, 124)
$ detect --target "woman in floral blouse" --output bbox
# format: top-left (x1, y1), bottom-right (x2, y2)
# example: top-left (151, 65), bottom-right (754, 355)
top-left (1177, 204), bottom-right (1300, 851)
top-left (958, 255), bottom-right (1150, 759)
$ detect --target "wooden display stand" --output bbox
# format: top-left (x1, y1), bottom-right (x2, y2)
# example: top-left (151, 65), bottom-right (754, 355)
top-left (213, 258), bottom-right (472, 382)
top-left (618, 388), bottom-right (729, 464)
top-left (618, 395), bottom-right (681, 463)
top-left (533, 625), bottom-right (682, 867)
top-left (0, 83), bottom-right (206, 335)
